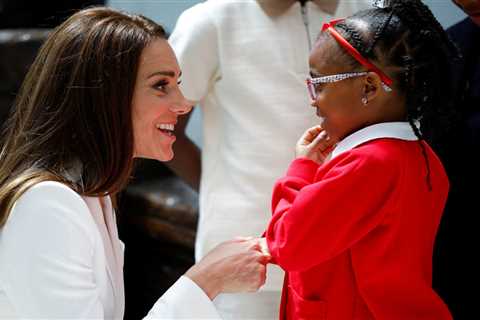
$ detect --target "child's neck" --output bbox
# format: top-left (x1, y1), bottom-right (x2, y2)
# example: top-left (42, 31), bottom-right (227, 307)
top-left (368, 96), bottom-right (407, 125)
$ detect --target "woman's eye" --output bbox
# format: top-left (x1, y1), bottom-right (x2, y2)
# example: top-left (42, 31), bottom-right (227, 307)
top-left (153, 80), bottom-right (169, 92)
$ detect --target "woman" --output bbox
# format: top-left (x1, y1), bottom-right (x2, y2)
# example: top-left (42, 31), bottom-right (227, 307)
top-left (0, 7), bottom-right (269, 319)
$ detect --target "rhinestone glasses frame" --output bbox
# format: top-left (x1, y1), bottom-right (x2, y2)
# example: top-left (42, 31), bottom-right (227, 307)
top-left (306, 72), bottom-right (367, 100)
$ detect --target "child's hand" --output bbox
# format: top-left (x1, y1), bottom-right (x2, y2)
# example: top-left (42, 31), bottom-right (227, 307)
top-left (296, 126), bottom-right (336, 165)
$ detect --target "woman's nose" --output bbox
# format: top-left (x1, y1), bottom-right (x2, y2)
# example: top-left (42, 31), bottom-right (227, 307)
top-left (171, 101), bottom-right (192, 115)
top-left (170, 92), bottom-right (193, 115)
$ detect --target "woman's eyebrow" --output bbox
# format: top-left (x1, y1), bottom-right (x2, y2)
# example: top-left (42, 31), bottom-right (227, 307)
top-left (147, 70), bottom-right (182, 79)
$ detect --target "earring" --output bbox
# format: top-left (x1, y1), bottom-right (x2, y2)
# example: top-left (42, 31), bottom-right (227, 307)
top-left (361, 95), bottom-right (368, 106)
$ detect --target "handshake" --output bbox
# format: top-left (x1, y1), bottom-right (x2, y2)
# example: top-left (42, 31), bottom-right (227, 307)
top-left (185, 237), bottom-right (271, 300)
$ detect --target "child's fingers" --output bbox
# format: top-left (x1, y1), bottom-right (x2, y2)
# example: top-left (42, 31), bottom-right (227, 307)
top-left (309, 131), bottom-right (337, 160)
top-left (309, 130), bottom-right (331, 150)
top-left (299, 126), bottom-right (323, 144)
top-left (322, 144), bottom-right (336, 156)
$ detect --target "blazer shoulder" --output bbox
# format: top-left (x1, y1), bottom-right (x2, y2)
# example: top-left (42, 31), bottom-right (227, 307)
top-left (9, 181), bottom-right (94, 233)
top-left (16, 180), bottom-right (85, 208)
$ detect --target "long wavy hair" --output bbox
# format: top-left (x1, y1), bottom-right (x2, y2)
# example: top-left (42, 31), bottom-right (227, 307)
top-left (0, 7), bottom-right (166, 226)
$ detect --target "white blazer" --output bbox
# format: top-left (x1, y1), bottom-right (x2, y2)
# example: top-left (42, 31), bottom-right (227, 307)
top-left (0, 181), bottom-right (220, 319)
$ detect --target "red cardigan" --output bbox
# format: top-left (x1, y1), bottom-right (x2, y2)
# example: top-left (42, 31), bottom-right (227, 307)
top-left (266, 138), bottom-right (452, 320)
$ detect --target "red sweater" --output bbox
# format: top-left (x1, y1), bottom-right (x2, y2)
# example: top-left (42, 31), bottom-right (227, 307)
top-left (266, 139), bottom-right (452, 320)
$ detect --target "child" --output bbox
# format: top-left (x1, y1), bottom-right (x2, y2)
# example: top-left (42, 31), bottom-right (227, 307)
top-left (264, 0), bottom-right (459, 319)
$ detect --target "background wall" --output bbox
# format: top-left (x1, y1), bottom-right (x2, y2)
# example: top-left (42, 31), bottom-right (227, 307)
top-left (108, 0), bottom-right (467, 148)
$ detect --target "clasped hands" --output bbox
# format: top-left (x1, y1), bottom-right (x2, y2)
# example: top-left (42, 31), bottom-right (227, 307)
top-left (185, 237), bottom-right (271, 300)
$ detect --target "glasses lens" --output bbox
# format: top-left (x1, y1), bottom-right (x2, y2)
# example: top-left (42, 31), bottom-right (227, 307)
top-left (307, 80), bottom-right (316, 100)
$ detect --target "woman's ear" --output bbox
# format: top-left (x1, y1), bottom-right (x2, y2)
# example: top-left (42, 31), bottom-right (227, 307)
top-left (361, 71), bottom-right (382, 105)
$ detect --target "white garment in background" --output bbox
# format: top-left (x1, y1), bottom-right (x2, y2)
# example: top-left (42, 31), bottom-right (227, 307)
top-left (0, 181), bottom-right (220, 319)
top-left (169, 0), bottom-right (372, 318)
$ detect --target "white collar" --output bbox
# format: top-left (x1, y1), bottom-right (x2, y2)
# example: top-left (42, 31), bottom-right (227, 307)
top-left (258, 0), bottom-right (339, 16)
top-left (330, 122), bottom-right (419, 160)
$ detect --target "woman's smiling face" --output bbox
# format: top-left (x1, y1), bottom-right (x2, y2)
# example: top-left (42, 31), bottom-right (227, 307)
top-left (131, 38), bottom-right (192, 161)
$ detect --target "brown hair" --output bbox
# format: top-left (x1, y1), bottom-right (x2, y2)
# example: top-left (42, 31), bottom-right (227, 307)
top-left (0, 7), bottom-right (166, 226)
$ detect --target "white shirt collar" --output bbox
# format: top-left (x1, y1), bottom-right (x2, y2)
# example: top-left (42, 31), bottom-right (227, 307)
top-left (258, 0), bottom-right (340, 16)
top-left (330, 122), bottom-right (419, 160)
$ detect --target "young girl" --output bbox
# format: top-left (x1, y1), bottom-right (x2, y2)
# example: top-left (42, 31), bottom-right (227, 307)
top-left (264, 0), bottom-right (458, 319)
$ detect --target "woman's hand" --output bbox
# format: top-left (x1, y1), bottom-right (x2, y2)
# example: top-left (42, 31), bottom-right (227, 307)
top-left (184, 237), bottom-right (271, 300)
top-left (295, 125), bottom-right (336, 165)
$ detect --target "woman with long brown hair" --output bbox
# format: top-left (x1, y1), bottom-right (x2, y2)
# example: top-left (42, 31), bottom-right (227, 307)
top-left (0, 7), bottom-right (269, 319)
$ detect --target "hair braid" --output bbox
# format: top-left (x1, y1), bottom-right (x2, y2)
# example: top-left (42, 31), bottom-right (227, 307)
top-left (365, 9), bottom-right (394, 56)
top-left (389, 0), bottom-right (460, 156)
top-left (402, 54), bottom-right (433, 190)
top-left (408, 115), bottom-right (432, 191)
top-left (335, 23), bottom-right (368, 56)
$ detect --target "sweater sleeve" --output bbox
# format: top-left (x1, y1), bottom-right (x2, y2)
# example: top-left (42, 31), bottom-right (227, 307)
top-left (266, 151), bottom-right (399, 272)
top-left (168, 2), bottom-right (220, 103)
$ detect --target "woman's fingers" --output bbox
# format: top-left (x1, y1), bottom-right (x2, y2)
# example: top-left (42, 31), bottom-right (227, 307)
top-left (258, 237), bottom-right (270, 256)
top-left (232, 236), bottom-right (254, 242)
top-left (185, 237), bottom-right (274, 298)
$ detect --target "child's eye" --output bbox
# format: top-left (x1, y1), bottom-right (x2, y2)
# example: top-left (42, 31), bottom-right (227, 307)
top-left (315, 83), bottom-right (324, 93)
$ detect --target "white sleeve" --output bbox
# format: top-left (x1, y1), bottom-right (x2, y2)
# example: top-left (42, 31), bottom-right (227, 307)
top-left (145, 276), bottom-right (221, 319)
top-left (168, 3), bottom-right (220, 103)
top-left (0, 182), bottom-right (104, 318)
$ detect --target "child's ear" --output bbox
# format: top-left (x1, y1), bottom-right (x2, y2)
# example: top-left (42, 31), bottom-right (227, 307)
top-left (362, 72), bottom-right (382, 104)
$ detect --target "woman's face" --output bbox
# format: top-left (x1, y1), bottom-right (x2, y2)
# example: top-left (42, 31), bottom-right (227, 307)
top-left (132, 38), bottom-right (192, 161)
top-left (308, 42), bottom-right (368, 142)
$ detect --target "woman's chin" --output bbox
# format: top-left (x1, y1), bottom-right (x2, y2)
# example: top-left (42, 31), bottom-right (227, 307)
top-left (151, 150), bottom-right (174, 162)
top-left (133, 148), bottom-right (174, 162)
top-left (162, 153), bottom-right (174, 162)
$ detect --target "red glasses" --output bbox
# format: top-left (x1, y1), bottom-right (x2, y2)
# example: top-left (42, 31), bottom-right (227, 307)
top-left (322, 19), bottom-right (393, 92)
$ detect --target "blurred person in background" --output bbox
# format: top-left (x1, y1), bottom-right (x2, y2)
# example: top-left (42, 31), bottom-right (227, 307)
top-left (168, 0), bottom-right (371, 318)
top-left (432, 0), bottom-right (480, 318)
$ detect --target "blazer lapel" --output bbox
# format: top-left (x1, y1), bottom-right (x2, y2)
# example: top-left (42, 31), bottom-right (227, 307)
top-left (101, 197), bottom-right (125, 316)
top-left (82, 196), bottom-right (124, 317)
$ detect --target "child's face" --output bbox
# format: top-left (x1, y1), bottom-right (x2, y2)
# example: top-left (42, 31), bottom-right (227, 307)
top-left (308, 43), bottom-right (370, 142)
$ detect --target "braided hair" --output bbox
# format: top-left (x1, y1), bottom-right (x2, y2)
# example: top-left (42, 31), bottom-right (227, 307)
top-left (323, 0), bottom-right (460, 190)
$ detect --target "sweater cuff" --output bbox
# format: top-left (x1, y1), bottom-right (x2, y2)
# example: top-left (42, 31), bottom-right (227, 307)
top-left (286, 158), bottom-right (319, 182)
